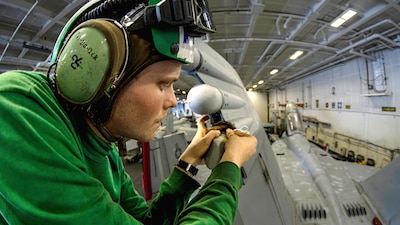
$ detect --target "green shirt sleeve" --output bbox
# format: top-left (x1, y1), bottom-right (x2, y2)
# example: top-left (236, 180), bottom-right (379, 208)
top-left (119, 165), bottom-right (201, 224)
top-left (176, 162), bottom-right (242, 225)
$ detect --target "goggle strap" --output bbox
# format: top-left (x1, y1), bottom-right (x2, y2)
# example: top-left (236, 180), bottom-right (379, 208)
top-left (124, 6), bottom-right (190, 31)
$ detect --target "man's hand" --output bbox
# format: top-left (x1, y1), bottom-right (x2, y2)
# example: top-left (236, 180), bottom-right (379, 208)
top-left (179, 115), bottom-right (221, 166)
top-left (220, 128), bottom-right (257, 168)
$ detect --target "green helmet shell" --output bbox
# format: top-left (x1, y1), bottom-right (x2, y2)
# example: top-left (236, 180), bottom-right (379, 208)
top-left (152, 26), bottom-right (194, 64)
top-left (148, 0), bottom-right (194, 64)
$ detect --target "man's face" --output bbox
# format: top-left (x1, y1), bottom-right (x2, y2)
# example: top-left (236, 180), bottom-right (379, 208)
top-left (105, 60), bottom-right (181, 141)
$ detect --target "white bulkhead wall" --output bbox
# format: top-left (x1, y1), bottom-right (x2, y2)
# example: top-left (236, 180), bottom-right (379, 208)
top-left (252, 48), bottom-right (400, 151)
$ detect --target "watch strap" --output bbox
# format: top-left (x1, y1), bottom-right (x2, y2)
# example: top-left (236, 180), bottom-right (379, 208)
top-left (176, 160), bottom-right (198, 176)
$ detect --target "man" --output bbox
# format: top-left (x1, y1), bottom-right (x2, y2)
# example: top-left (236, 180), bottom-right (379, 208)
top-left (0, 0), bottom-right (257, 224)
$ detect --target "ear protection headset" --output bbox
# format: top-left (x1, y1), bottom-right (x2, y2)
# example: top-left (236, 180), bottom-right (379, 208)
top-left (55, 19), bottom-right (128, 104)
top-left (51, 0), bottom-right (148, 106)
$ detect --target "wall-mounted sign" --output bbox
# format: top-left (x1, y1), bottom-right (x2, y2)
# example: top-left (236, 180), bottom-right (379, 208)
top-left (382, 107), bottom-right (396, 112)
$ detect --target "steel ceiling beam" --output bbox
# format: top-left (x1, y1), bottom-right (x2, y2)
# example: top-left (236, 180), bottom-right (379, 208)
top-left (0, 1), bottom-right (38, 62)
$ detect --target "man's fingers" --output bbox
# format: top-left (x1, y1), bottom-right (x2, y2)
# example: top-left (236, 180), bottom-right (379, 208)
top-left (198, 115), bottom-right (209, 123)
top-left (196, 115), bottom-right (209, 130)
top-left (225, 128), bottom-right (234, 138)
top-left (205, 129), bottom-right (221, 141)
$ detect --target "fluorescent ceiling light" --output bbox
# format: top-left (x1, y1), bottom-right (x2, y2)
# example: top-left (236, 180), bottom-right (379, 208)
top-left (270, 69), bottom-right (279, 75)
top-left (248, 88), bottom-right (253, 92)
top-left (258, 80), bottom-right (264, 84)
top-left (330, 9), bottom-right (357, 28)
top-left (331, 18), bottom-right (345, 28)
top-left (252, 84), bottom-right (258, 88)
top-left (342, 9), bottom-right (357, 20)
top-left (290, 50), bottom-right (304, 60)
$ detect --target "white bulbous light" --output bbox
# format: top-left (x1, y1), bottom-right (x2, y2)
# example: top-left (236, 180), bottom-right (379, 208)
top-left (187, 84), bottom-right (223, 114)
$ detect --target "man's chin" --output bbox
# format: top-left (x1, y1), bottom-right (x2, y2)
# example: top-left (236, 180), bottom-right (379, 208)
top-left (136, 132), bottom-right (158, 142)
top-left (134, 125), bottom-right (163, 142)
top-left (136, 136), bottom-right (153, 142)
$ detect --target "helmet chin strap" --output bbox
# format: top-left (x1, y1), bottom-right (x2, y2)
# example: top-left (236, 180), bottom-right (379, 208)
top-left (91, 117), bottom-right (123, 143)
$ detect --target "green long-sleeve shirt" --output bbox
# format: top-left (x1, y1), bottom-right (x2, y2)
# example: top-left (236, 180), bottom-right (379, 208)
top-left (0, 71), bottom-right (242, 225)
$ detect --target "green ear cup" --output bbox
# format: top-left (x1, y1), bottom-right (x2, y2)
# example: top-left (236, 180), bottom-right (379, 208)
top-left (55, 19), bottom-right (128, 104)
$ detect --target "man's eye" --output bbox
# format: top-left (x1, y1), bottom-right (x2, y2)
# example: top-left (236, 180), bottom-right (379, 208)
top-left (160, 82), bottom-right (173, 90)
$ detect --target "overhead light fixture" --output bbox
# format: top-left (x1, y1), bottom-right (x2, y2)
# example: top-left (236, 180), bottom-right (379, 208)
top-left (330, 9), bottom-right (357, 28)
top-left (258, 80), bottom-right (264, 85)
top-left (289, 50), bottom-right (304, 60)
top-left (270, 69), bottom-right (279, 75)
top-left (342, 9), bottom-right (357, 20)
top-left (248, 88), bottom-right (253, 92)
top-left (252, 84), bottom-right (258, 88)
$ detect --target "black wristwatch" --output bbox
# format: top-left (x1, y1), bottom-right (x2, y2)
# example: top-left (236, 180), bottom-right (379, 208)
top-left (176, 160), bottom-right (198, 176)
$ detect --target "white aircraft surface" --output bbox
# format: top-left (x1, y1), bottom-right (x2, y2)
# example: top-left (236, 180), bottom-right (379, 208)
top-left (268, 103), bottom-right (400, 225)
top-left (148, 40), bottom-right (400, 225)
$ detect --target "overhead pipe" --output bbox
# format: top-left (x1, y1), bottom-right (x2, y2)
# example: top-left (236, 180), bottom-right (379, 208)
top-left (251, 37), bottom-right (338, 61)
top-left (313, 23), bottom-right (328, 41)
top-left (349, 19), bottom-right (400, 39)
top-left (247, 43), bottom-right (287, 86)
top-left (259, 15), bottom-right (293, 63)
top-left (0, 0), bottom-right (39, 62)
top-left (268, 2), bottom-right (395, 89)
top-left (236, 0), bottom-right (264, 68)
top-left (283, 17), bottom-right (291, 29)
top-left (382, 0), bottom-right (400, 14)
top-left (249, 0), bottom-right (330, 87)
top-left (349, 49), bottom-right (376, 61)
top-left (278, 54), bottom-right (358, 87)
top-left (277, 3), bottom-right (395, 84)
top-left (283, 37), bottom-right (395, 85)
top-left (321, 4), bottom-right (389, 46)
top-left (209, 37), bottom-right (337, 86)
top-left (273, 33), bottom-right (398, 87)
top-left (287, 0), bottom-right (329, 39)
top-left (278, 34), bottom-right (399, 85)
top-left (267, 49), bottom-right (317, 83)
top-left (337, 33), bottom-right (398, 55)
top-left (275, 15), bottom-right (282, 36)
top-left (18, 0), bottom-right (85, 59)
top-left (257, 42), bottom-right (275, 63)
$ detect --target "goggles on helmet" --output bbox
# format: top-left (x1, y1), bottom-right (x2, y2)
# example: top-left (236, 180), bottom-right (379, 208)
top-left (147, 0), bottom-right (215, 36)
top-left (120, 0), bottom-right (215, 63)
top-left (51, 0), bottom-right (215, 65)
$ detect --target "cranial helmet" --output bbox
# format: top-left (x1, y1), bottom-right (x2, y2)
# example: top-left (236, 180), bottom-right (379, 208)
top-left (49, 0), bottom-right (215, 140)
